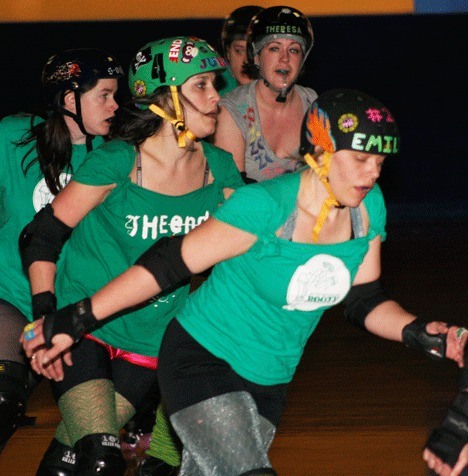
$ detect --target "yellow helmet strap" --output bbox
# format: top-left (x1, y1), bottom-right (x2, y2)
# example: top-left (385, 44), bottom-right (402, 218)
top-left (304, 151), bottom-right (341, 243)
top-left (148, 85), bottom-right (197, 148)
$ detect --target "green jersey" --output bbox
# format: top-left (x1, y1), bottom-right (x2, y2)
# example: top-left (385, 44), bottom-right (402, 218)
top-left (177, 171), bottom-right (387, 385)
top-left (55, 139), bottom-right (243, 356)
top-left (0, 115), bottom-right (102, 320)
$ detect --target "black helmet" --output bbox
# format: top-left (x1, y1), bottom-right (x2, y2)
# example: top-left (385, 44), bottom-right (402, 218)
top-left (300, 88), bottom-right (400, 157)
top-left (221, 6), bottom-right (264, 56)
top-left (300, 89), bottom-right (400, 243)
top-left (246, 6), bottom-right (314, 63)
top-left (42, 48), bottom-right (124, 108)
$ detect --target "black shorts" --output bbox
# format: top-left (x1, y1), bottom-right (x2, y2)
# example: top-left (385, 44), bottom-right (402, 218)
top-left (50, 337), bottom-right (158, 410)
top-left (158, 319), bottom-right (288, 427)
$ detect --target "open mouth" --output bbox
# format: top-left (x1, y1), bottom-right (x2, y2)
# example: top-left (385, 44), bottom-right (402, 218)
top-left (276, 69), bottom-right (290, 79)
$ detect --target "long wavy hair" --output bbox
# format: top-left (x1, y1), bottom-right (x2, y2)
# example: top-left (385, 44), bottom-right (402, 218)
top-left (17, 80), bottom-right (97, 196)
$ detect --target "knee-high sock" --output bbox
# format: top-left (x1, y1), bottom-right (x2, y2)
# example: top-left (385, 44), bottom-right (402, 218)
top-left (146, 402), bottom-right (182, 466)
top-left (55, 385), bottom-right (135, 446)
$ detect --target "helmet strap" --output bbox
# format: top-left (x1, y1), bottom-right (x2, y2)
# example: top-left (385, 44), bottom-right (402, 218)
top-left (304, 151), bottom-right (341, 243)
top-left (261, 74), bottom-right (295, 103)
top-left (61, 91), bottom-right (94, 152)
top-left (149, 85), bottom-right (197, 148)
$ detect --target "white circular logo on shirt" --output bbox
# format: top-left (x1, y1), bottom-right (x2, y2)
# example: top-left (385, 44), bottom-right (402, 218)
top-left (32, 173), bottom-right (72, 212)
top-left (283, 254), bottom-right (351, 311)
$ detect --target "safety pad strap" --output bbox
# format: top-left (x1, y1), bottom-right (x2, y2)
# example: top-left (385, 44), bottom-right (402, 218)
top-left (171, 391), bottom-right (276, 476)
top-left (135, 235), bottom-right (192, 293)
top-left (425, 392), bottom-right (468, 467)
top-left (402, 318), bottom-right (447, 360)
top-left (32, 291), bottom-right (57, 320)
top-left (343, 279), bottom-right (389, 329)
top-left (425, 428), bottom-right (466, 468)
top-left (43, 298), bottom-right (98, 347)
top-left (19, 204), bottom-right (72, 272)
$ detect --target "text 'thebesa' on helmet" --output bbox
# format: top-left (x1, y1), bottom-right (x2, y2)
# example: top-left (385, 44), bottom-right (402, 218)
top-left (42, 48), bottom-right (124, 108)
top-left (221, 5), bottom-right (264, 56)
top-left (128, 36), bottom-right (227, 100)
top-left (246, 6), bottom-right (314, 63)
top-left (300, 88), bottom-right (400, 158)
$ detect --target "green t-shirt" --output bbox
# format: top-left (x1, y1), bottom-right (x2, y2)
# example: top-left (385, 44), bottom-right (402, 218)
top-left (0, 115), bottom-right (102, 320)
top-left (177, 171), bottom-right (387, 385)
top-left (55, 139), bottom-right (244, 356)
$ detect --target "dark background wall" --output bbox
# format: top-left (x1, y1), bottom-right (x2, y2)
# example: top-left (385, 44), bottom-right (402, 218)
top-left (1, 14), bottom-right (467, 224)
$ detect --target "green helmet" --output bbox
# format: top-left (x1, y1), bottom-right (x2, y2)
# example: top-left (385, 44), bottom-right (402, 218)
top-left (128, 36), bottom-right (227, 99)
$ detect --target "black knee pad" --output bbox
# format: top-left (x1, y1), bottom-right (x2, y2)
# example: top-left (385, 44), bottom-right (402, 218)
top-left (74, 433), bottom-right (126, 475)
top-left (36, 438), bottom-right (76, 476)
top-left (0, 361), bottom-right (28, 445)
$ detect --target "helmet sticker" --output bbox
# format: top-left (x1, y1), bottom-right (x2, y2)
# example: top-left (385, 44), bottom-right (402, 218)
top-left (152, 54), bottom-right (167, 84)
top-left (181, 41), bottom-right (199, 64)
top-left (381, 107), bottom-right (396, 123)
top-left (365, 108), bottom-right (383, 122)
top-left (133, 80), bottom-right (147, 97)
top-left (338, 114), bottom-right (358, 133)
top-left (44, 62), bottom-right (81, 84)
top-left (200, 56), bottom-right (227, 70)
top-left (307, 106), bottom-right (336, 152)
top-left (132, 47), bottom-right (152, 73)
top-left (169, 39), bottom-right (183, 63)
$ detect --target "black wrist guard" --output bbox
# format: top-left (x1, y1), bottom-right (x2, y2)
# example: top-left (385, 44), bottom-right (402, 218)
top-left (32, 291), bottom-right (57, 320)
top-left (402, 318), bottom-right (447, 360)
top-left (425, 392), bottom-right (468, 467)
top-left (43, 298), bottom-right (98, 348)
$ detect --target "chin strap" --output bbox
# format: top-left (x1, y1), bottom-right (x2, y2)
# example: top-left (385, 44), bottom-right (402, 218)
top-left (261, 71), bottom-right (295, 103)
top-left (304, 151), bottom-right (340, 243)
top-left (149, 85), bottom-right (197, 148)
top-left (61, 91), bottom-right (95, 152)
top-left (262, 79), bottom-right (294, 103)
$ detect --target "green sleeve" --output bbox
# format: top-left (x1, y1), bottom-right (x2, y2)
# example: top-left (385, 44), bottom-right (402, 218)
top-left (364, 183), bottom-right (387, 241)
top-left (214, 183), bottom-right (277, 235)
top-left (72, 139), bottom-right (135, 186)
top-left (202, 141), bottom-right (244, 191)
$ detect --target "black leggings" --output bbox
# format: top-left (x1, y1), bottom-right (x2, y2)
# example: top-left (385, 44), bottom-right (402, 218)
top-left (158, 319), bottom-right (287, 427)
top-left (0, 299), bottom-right (42, 391)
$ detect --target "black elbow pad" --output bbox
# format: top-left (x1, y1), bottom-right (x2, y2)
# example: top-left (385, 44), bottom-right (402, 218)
top-left (19, 204), bottom-right (73, 274)
top-left (135, 235), bottom-right (193, 292)
top-left (343, 279), bottom-right (390, 329)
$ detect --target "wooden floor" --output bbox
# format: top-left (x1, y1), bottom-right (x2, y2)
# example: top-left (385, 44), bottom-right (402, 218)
top-left (0, 223), bottom-right (466, 475)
